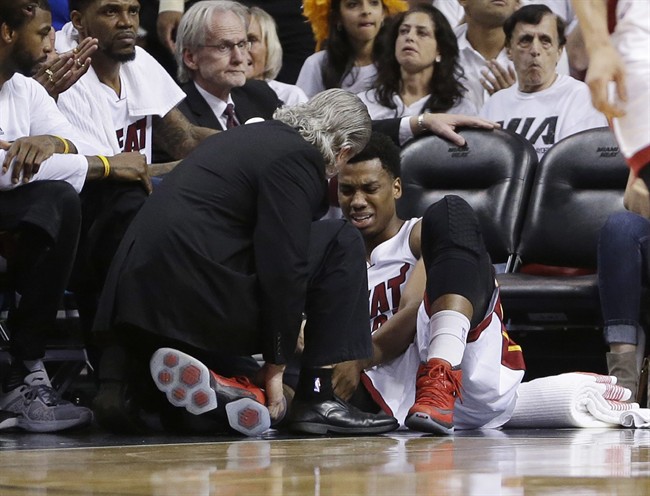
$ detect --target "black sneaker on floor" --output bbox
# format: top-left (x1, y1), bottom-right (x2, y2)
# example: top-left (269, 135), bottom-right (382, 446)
top-left (287, 395), bottom-right (398, 435)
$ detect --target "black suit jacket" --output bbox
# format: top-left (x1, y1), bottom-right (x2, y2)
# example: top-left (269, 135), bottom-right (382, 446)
top-left (178, 79), bottom-right (281, 130)
top-left (95, 121), bottom-right (328, 364)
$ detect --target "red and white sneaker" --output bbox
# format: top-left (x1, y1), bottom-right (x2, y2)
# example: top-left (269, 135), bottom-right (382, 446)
top-left (150, 348), bottom-right (271, 436)
top-left (404, 358), bottom-right (462, 435)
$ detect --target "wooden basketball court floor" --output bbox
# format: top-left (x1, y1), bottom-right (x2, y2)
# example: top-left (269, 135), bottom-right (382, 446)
top-left (0, 427), bottom-right (648, 495)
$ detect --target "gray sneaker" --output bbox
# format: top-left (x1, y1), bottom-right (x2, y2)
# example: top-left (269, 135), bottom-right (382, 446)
top-left (0, 384), bottom-right (93, 433)
top-left (0, 410), bottom-right (18, 430)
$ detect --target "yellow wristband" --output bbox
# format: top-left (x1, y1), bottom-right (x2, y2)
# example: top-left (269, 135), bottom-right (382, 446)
top-left (54, 135), bottom-right (69, 154)
top-left (97, 155), bottom-right (111, 179)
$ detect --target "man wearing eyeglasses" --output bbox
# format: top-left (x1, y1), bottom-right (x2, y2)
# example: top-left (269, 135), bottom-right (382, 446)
top-left (174, 1), bottom-right (280, 131)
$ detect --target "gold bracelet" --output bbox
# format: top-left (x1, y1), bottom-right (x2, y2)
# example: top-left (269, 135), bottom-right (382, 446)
top-left (97, 155), bottom-right (111, 179)
top-left (54, 135), bottom-right (69, 154)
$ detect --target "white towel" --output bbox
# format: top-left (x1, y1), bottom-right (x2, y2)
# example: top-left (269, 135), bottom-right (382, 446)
top-left (505, 372), bottom-right (650, 429)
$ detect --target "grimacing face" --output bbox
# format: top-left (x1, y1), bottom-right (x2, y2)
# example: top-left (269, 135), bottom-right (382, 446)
top-left (338, 158), bottom-right (402, 242)
top-left (507, 13), bottom-right (563, 93)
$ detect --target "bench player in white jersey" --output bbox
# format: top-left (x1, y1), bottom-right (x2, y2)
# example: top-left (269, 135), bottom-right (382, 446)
top-left (334, 132), bottom-right (525, 434)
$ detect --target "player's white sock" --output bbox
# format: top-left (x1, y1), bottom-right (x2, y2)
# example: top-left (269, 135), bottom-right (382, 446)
top-left (427, 310), bottom-right (470, 367)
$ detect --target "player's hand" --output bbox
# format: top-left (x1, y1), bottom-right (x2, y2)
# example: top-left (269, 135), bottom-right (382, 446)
top-left (157, 11), bottom-right (182, 53)
top-left (585, 43), bottom-right (627, 120)
top-left (260, 362), bottom-right (287, 422)
top-left (418, 113), bottom-right (500, 146)
top-left (102, 152), bottom-right (153, 194)
top-left (480, 59), bottom-right (517, 96)
top-left (0, 136), bottom-right (56, 184)
top-left (33, 33), bottom-right (98, 100)
top-left (332, 359), bottom-right (367, 401)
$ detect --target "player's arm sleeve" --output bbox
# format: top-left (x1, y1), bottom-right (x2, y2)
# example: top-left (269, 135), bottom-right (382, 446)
top-left (0, 151), bottom-right (88, 193)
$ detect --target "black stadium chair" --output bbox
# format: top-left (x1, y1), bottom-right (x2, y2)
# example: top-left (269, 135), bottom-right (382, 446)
top-left (496, 127), bottom-right (629, 332)
top-left (397, 128), bottom-right (538, 270)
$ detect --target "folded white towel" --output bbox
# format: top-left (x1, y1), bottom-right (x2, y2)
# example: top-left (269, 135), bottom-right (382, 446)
top-left (505, 372), bottom-right (650, 428)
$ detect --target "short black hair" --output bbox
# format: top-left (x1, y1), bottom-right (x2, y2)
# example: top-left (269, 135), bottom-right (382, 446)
top-left (348, 131), bottom-right (402, 179)
top-left (0, 0), bottom-right (50, 29)
top-left (503, 4), bottom-right (566, 47)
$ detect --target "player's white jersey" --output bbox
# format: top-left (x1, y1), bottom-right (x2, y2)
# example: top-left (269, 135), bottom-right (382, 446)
top-left (367, 218), bottom-right (420, 333)
top-left (363, 216), bottom-right (525, 429)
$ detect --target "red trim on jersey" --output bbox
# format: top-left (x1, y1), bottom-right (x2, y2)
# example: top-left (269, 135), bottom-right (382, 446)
top-left (628, 146), bottom-right (650, 176)
top-left (360, 372), bottom-right (394, 416)
top-left (608, 0), bottom-right (618, 33)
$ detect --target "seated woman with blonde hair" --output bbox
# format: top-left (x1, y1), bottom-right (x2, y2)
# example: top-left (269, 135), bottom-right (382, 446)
top-left (246, 6), bottom-right (308, 106)
top-left (359, 4), bottom-right (476, 120)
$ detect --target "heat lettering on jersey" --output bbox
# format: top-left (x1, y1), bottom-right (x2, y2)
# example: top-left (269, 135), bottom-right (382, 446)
top-left (369, 262), bottom-right (410, 332)
top-left (116, 117), bottom-right (147, 152)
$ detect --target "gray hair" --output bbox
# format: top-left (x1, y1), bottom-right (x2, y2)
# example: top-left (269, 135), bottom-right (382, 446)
top-left (273, 89), bottom-right (372, 176)
top-left (175, 0), bottom-right (249, 83)
top-left (248, 6), bottom-right (283, 80)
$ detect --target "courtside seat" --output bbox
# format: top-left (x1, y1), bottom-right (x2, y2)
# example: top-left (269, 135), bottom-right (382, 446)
top-left (397, 128), bottom-right (538, 269)
top-left (497, 127), bottom-right (629, 331)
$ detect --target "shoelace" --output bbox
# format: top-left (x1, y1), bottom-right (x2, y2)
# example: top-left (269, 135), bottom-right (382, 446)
top-left (24, 384), bottom-right (61, 406)
top-left (414, 365), bottom-right (463, 406)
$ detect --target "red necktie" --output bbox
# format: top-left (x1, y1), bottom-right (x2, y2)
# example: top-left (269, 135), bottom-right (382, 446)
top-left (223, 103), bottom-right (239, 129)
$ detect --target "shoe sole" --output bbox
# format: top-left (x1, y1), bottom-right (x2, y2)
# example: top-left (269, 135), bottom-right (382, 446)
top-left (289, 421), bottom-right (398, 435)
top-left (15, 411), bottom-right (93, 433)
top-left (405, 412), bottom-right (454, 435)
top-left (0, 416), bottom-right (17, 431)
top-left (150, 348), bottom-right (271, 437)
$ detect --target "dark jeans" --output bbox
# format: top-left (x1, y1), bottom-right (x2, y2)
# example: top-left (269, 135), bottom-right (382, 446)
top-left (598, 211), bottom-right (650, 345)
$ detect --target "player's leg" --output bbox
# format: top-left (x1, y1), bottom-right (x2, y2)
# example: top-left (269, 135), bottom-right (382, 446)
top-left (405, 195), bottom-right (493, 435)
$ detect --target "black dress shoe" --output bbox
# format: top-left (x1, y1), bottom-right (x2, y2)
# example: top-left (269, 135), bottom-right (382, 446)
top-left (287, 395), bottom-right (398, 435)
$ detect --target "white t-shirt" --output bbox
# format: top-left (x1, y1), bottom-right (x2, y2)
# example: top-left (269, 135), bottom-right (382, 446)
top-left (480, 74), bottom-right (608, 159)
top-left (56, 37), bottom-right (185, 163)
top-left (359, 89), bottom-right (478, 120)
top-left (0, 74), bottom-right (88, 192)
top-left (268, 79), bottom-right (308, 106)
top-left (296, 51), bottom-right (378, 98)
top-left (455, 22), bottom-right (570, 112)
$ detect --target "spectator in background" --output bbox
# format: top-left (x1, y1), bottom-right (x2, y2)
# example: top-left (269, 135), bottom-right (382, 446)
top-left (246, 6), bottom-right (307, 106)
top-left (479, 4), bottom-right (606, 159)
top-left (359, 4), bottom-right (476, 119)
top-left (157, 0), bottom-right (315, 84)
top-left (297, 0), bottom-right (408, 98)
top-left (454, 0), bottom-right (520, 110)
top-left (174, 1), bottom-right (280, 130)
